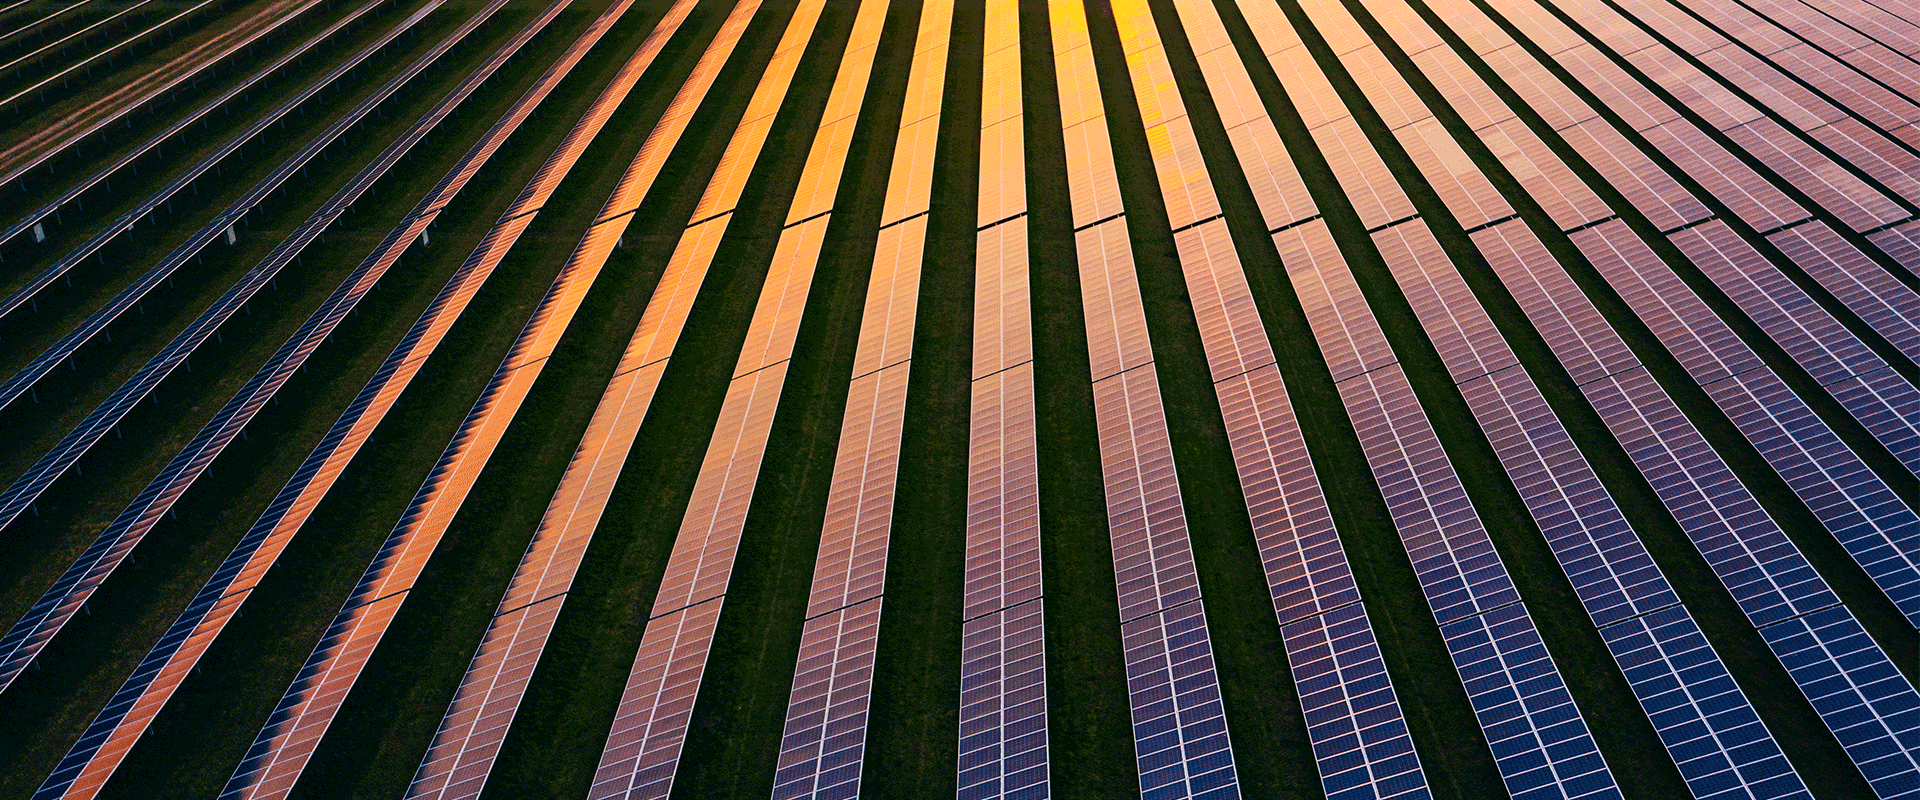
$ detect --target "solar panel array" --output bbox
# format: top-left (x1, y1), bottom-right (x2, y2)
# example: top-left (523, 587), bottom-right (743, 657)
top-left (0, 0), bottom-right (384, 255)
top-left (0, 0), bottom-right (459, 695)
top-left (208, 3), bottom-right (784, 797)
top-left (956, 3), bottom-right (1050, 799)
top-left (26, 0), bottom-right (685, 796)
top-left (1111, 2), bottom-right (1431, 798)
top-left (0, 0), bottom-right (497, 538)
top-left (8, 0), bottom-right (1920, 796)
top-left (0, 0), bottom-right (425, 326)
top-left (0, 0), bottom-right (323, 182)
top-left (1334, 0), bottom-right (1920, 792)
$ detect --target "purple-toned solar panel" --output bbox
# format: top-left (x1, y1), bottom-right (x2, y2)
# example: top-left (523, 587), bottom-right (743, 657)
top-left (1866, 219), bottom-right (1920, 281)
top-left (1575, 221), bottom-right (1920, 625)
top-left (772, 600), bottom-right (884, 800)
top-left (1758, 606), bottom-right (1920, 799)
top-left (1120, 601), bottom-right (1238, 800)
top-left (1768, 222), bottom-right (1920, 365)
top-left (1271, 216), bottom-right (1616, 798)
top-left (1599, 606), bottom-right (1810, 799)
top-left (958, 599), bottom-right (1048, 800)
top-left (1280, 604), bottom-right (1427, 800)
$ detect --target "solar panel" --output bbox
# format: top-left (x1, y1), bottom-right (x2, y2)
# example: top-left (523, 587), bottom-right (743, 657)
top-left (1440, 604), bottom-right (1618, 800)
top-left (1120, 601), bottom-right (1238, 799)
top-left (1280, 604), bottom-right (1427, 800)
top-left (772, 600), bottom-right (884, 800)
top-left (1767, 222), bottom-right (1920, 365)
top-left (1599, 605), bottom-right (1811, 799)
top-left (958, 599), bottom-right (1048, 800)
top-left (589, 599), bottom-right (725, 800)
top-left (1758, 606), bottom-right (1920, 798)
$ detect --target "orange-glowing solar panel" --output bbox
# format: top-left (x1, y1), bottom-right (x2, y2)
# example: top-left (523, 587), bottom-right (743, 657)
top-left (1075, 218), bottom-right (1156, 382)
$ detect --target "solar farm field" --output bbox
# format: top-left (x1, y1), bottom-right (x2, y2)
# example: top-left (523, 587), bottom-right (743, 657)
top-left (0, 0), bottom-right (1914, 798)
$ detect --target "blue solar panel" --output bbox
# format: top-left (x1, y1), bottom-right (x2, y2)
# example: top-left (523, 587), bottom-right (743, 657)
top-left (1441, 603), bottom-right (1620, 800)
top-left (1281, 604), bottom-right (1429, 800)
top-left (1759, 606), bottom-right (1920, 798)
top-left (1121, 601), bottom-right (1239, 800)
top-left (1600, 606), bottom-right (1808, 799)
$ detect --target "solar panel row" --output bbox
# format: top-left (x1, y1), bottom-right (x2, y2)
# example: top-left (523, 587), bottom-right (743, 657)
top-left (210, 3), bottom-right (777, 797)
top-left (0, 0), bottom-right (501, 544)
top-left (1050, 3), bottom-right (1237, 797)
top-left (761, 5), bottom-right (936, 798)
top-left (24, 0), bottom-right (680, 795)
top-left (955, 3), bottom-right (1050, 799)
top-left (0, 0), bottom-right (519, 695)
top-left (0, 0), bottom-right (387, 254)
top-left (1112, 3), bottom-right (1433, 797)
